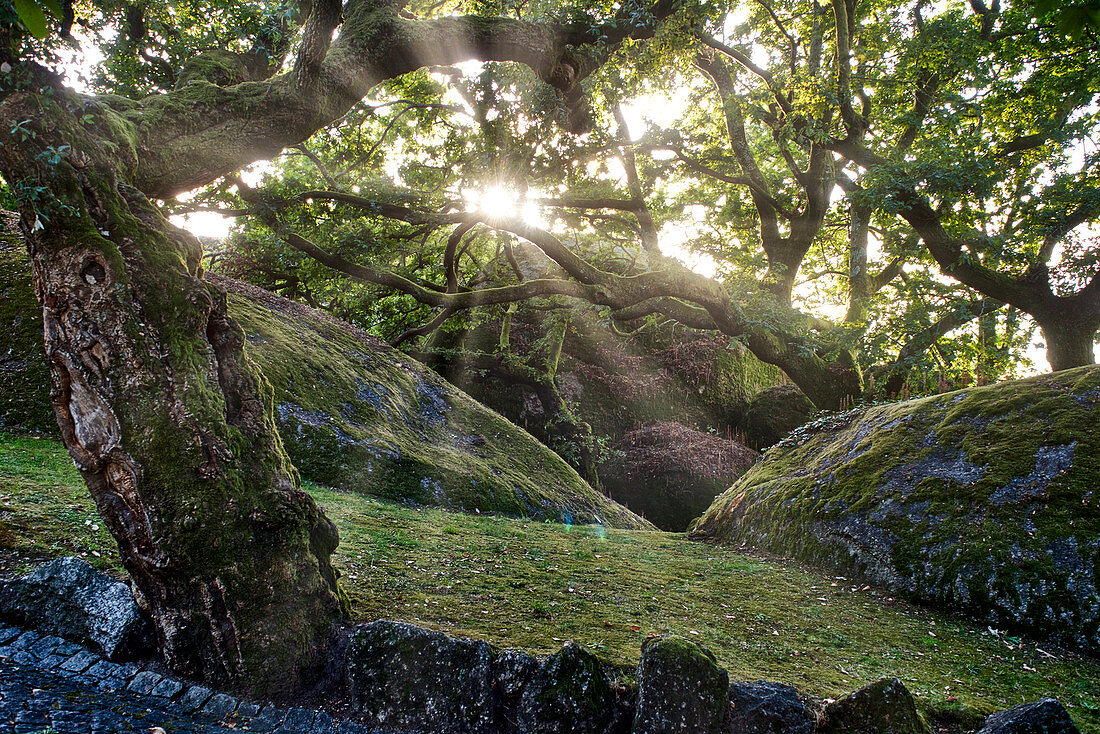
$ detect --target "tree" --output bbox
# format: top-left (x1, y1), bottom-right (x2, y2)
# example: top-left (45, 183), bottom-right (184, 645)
top-left (826, 0), bottom-right (1100, 369)
top-left (0, 0), bottom-right (685, 694)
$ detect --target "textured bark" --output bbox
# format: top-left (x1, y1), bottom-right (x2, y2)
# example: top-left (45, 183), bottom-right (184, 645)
top-left (0, 88), bottom-right (344, 697)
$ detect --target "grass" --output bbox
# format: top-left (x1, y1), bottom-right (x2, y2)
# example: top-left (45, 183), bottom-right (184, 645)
top-left (2, 431), bottom-right (1099, 730)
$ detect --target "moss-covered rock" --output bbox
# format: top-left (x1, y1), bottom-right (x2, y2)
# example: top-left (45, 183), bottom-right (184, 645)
top-left (633, 635), bottom-right (728, 734)
top-left (744, 384), bottom-right (817, 448)
top-left (821, 678), bottom-right (931, 734)
top-left (692, 367), bottom-right (1100, 652)
top-left (0, 253), bottom-right (648, 528)
top-left (346, 620), bottom-right (496, 733)
top-left (601, 422), bottom-right (757, 531)
top-left (216, 276), bottom-right (647, 528)
top-left (517, 642), bottom-right (616, 733)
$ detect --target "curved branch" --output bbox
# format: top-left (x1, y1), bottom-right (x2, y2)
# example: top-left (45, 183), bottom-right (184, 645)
top-left (121, 1), bottom-right (682, 198)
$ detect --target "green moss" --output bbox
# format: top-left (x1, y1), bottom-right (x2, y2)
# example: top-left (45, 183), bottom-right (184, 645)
top-left (0, 226), bottom-right (54, 434)
top-left (694, 367), bottom-right (1100, 655)
top-left (219, 278), bottom-right (648, 529)
top-left (4, 430), bottom-right (1100, 729)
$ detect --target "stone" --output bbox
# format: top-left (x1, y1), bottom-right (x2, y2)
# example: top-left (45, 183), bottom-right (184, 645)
top-left (336, 723), bottom-right (374, 734)
top-left (346, 620), bottom-right (495, 733)
top-left (724, 680), bottom-right (814, 734)
top-left (744, 384), bottom-right (816, 448)
top-left (517, 642), bottom-right (615, 733)
top-left (58, 650), bottom-right (99, 674)
top-left (202, 692), bottom-right (239, 720)
top-left (151, 677), bottom-right (185, 699)
top-left (692, 367), bottom-right (1100, 653)
top-left (976, 698), bottom-right (1080, 733)
top-left (821, 678), bottom-right (930, 734)
top-left (125, 670), bottom-right (163, 695)
top-left (493, 648), bottom-right (542, 733)
top-left (493, 648), bottom-right (542, 697)
top-left (0, 557), bottom-right (153, 660)
top-left (178, 685), bottom-right (214, 712)
top-left (632, 635), bottom-right (728, 734)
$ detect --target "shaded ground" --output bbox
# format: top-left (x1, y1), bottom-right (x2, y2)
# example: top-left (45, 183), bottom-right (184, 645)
top-left (2, 432), bottom-right (1099, 731)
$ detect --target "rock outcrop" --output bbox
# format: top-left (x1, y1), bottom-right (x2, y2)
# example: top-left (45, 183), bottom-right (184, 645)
top-left (692, 366), bottom-right (1100, 652)
top-left (0, 241), bottom-right (649, 528)
top-left (213, 275), bottom-right (648, 528)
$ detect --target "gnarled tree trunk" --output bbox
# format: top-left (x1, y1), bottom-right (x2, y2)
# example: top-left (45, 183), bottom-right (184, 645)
top-left (0, 87), bottom-right (345, 697)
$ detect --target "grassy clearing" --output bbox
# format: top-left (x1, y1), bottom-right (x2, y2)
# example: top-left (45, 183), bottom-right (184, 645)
top-left (2, 432), bottom-right (1098, 730)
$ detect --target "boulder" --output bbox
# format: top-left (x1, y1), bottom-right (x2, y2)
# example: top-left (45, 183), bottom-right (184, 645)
top-left (0, 556), bottom-right (152, 660)
top-left (724, 680), bottom-right (814, 734)
top-left (492, 648), bottom-right (543, 733)
top-left (0, 246), bottom-right (650, 528)
top-left (517, 642), bottom-right (616, 733)
top-left (602, 423), bottom-right (757, 531)
top-left (976, 698), bottom-right (1080, 734)
top-left (820, 678), bottom-right (930, 734)
top-left (692, 366), bottom-right (1100, 652)
top-left (346, 620), bottom-right (495, 733)
top-left (744, 384), bottom-right (816, 448)
top-left (632, 635), bottom-right (728, 734)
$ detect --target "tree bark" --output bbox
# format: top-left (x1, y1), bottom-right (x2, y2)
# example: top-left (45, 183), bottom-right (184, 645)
top-left (1040, 318), bottom-right (1097, 372)
top-left (0, 88), bottom-right (345, 697)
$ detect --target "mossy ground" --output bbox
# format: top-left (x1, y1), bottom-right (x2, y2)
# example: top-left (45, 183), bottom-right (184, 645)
top-left (2, 432), bottom-right (1099, 730)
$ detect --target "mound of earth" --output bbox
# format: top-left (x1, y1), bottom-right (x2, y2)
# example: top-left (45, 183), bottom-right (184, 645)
top-left (600, 422), bottom-right (757, 531)
top-left (691, 366), bottom-right (1100, 652)
top-left (0, 230), bottom-right (648, 528)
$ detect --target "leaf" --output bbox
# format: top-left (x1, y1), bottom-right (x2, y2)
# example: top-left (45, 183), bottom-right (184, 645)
top-left (13, 0), bottom-right (49, 39)
top-left (39, 0), bottom-right (61, 19)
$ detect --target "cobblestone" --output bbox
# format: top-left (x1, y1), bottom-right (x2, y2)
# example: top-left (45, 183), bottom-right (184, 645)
top-left (0, 622), bottom-right (381, 733)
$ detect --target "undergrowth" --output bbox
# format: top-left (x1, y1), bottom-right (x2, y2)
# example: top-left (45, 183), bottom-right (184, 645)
top-left (1, 431), bottom-right (1098, 730)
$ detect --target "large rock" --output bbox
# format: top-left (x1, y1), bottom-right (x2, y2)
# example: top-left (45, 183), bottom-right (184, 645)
top-left (602, 423), bottom-right (756, 531)
top-left (0, 246), bottom-right (649, 528)
top-left (976, 698), bottom-right (1080, 733)
top-left (692, 366), bottom-right (1100, 652)
top-left (0, 557), bottom-right (152, 660)
top-left (744, 384), bottom-right (816, 448)
top-left (633, 635), bottom-right (728, 733)
top-left (492, 648), bottom-right (543, 733)
top-left (724, 680), bottom-right (815, 734)
top-left (346, 620), bottom-right (495, 733)
top-left (517, 642), bottom-right (616, 733)
top-left (820, 678), bottom-right (930, 734)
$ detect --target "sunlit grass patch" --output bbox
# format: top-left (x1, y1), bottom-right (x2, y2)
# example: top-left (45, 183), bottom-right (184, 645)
top-left (2, 431), bottom-right (1098, 730)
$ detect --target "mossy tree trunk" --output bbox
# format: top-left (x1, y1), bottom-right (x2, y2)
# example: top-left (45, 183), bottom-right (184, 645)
top-left (0, 88), bottom-right (345, 697)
